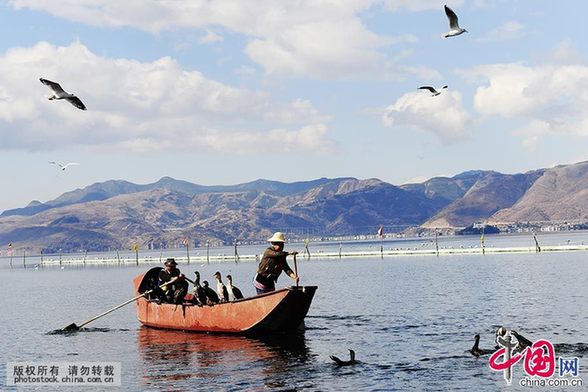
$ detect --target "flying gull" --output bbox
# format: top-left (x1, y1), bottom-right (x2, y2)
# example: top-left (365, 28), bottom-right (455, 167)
top-left (40, 78), bottom-right (87, 110)
top-left (49, 161), bottom-right (80, 171)
top-left (443, 5), bottom-right (467, 38)
top-left (418, 85), bottom-right (448, 96)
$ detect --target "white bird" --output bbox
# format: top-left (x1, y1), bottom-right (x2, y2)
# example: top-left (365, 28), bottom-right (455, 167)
top-left (418, 85), bottom-right (448, 96)
top-left (49, 161), bottom-right (80, 171)
top-left (39, 78), bottom-right (87, 110)
top-left (443, 5), bottom-right (467, 38)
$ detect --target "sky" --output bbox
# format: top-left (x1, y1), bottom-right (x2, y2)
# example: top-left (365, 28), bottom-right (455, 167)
top-left (1, 0), bottom-right (588, 213)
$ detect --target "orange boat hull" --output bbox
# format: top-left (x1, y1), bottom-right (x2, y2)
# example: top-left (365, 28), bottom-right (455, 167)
top-left (133, 269), bottom-right (317, 334)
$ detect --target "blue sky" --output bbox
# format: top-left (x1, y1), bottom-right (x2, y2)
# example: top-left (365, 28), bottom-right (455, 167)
top-left (1, 0), bottom-right (588, 212)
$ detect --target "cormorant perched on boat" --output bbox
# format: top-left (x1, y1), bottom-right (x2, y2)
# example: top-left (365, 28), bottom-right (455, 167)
top-left (469, 334), bottom-right (494, 357)
top-left (330, 349), bottom-right (358, 366)
top-left (213, 271), bottom-right (229, 302)
top-left (202, 280), bottom-right (219, 305)
top-left (192, 271), bottom-right (207, 305)
top-left (226, 274), bottom-right (244, 301)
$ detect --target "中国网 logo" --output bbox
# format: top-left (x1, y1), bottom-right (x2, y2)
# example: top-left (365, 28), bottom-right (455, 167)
top-left (488, 330), bottom-right (583, 387)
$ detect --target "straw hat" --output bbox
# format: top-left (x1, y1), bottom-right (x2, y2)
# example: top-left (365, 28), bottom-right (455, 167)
top-left (164, 257), bottom-right (178, 266)
top-left (267, 232), bottom-right (286, 243)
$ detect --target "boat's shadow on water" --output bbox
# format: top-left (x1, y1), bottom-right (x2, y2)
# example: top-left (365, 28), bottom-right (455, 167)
top-left (136, 326), bottom-right (314, 390)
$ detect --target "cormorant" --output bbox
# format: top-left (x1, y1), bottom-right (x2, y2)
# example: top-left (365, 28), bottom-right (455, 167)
top-left (226, 274), bottom-right (244, 300)
top-left (192, 271), bottom-right (207, 305)
top-left (330, 349), bottom-right (358, 366)
top-left (202, 280), bottom-right (219, 304)
top-left (213, 271), bottom-right (229, 302)
top-left (469, 334), bottom-right (494, 357)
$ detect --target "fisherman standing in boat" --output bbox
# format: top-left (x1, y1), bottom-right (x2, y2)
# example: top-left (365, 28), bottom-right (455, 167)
top-left (158, 258), bottom-right (188, 304)
top-left (254, 232), bottom-right (299, 294)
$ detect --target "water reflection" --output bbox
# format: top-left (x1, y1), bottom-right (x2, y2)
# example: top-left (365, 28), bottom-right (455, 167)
top-left (137, 326), bottom-right (311, 390)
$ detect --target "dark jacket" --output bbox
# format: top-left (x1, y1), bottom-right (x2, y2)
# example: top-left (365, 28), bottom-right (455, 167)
top-left (159, 267), bottom-right (181, 284)
top-left (255, 247), bottom-right (293, 287)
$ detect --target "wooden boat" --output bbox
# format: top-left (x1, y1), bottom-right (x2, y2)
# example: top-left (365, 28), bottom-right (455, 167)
top-left (133, 267), bottom-right (317, 334)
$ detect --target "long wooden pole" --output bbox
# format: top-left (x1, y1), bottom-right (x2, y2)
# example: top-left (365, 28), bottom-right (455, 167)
top-left (186, 241), bottom-right (190, 265)
top-left (293, 253), bottom-right (299, 287)
top-left (63, 277), bottom-right (179, 331)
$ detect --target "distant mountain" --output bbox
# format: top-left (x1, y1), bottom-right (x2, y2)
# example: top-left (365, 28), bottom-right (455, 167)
top-left (0, 179), bottom-right (144, 217)
top-left (0, 177), bottom-right (442, 252)
top-left (400, 170), bottom-right (489, 205)
top-left (3, 161), bottom-right (588, 252)
top-left (422, 170), bottom-right (544, 228)
top-left (0, 176), bottom-right (348, 218)
top-left (489, 161), bottom-right (588, 223)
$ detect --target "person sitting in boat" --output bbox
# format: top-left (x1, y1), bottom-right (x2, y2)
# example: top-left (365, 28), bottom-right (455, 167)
top-left (253, 232), bottom-right (299, 294)
top-left (158, 258), bottom-right (188, 304)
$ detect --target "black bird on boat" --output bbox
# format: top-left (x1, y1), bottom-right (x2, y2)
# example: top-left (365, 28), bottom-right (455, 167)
top-left (469, 334), bottom-right (494, 357)
top-left (202, 280), bottom-right (219, 304)
top-left (226, 274), bottom-right (244, 300)
top-left (192, 271), bottom-right (207, 305)
top-left (213, 271), bottom-right (230, 302)
top-left (330, 349), bottom-right (358, 366)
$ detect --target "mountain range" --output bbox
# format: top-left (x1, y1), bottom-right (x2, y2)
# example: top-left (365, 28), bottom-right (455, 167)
top-left (2, 161), bottom-right (588, 253)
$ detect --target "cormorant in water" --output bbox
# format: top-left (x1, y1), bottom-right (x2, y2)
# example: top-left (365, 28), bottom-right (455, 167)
top-left (202, 280), bottom-right (219, 304)
top-left (511, 330), bottom-right (532, 350)
top-left (213, 271), bottom-right (229, 302)
top-left (330, 349), bottom-right (358, 366)
top-left (496, 327), bottom-right (532, 351)
top-left (469, 334), bottom-right (494, 357)
top-left (226, 274), bottom-right (244, 300)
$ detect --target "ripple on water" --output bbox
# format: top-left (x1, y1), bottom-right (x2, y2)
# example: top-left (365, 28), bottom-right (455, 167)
top-left (46, 327), bottom-right (130, 335)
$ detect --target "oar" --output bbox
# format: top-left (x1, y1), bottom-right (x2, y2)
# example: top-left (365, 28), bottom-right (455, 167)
top-left (62, 277), bottom-right (179, 331)
top-left (293, 252), bottom-right (299, 287)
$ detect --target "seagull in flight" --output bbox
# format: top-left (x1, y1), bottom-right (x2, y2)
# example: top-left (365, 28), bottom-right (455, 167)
top-left (418, 85), bottom-right (448, 97)
top-left (443, 5), bottom-right (467, 38)
top-left (49, 161), bottom-right (80, 171)
top-left (40, 78), bottom-right (87, 110)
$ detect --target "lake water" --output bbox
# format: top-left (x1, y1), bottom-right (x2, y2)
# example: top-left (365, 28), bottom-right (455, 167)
top-left (1, 233), bottom-right (587, 391)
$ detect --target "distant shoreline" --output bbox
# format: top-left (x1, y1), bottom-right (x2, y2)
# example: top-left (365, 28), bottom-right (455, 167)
top-left (4, 243), bottom-right (587, 268)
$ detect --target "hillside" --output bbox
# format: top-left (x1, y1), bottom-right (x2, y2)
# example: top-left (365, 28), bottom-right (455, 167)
top-left (3, 161), bottom-right (588, 252)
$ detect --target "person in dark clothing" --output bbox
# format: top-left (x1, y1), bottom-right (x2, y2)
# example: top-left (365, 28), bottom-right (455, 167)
top-left (158, 258), bottom-right (188, 304)
top-left (253, 232), bottom-right (299, 294)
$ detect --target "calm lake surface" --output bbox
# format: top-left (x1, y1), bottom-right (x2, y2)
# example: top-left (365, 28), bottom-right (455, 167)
top-left (1, 233), bottom-right (587, 391)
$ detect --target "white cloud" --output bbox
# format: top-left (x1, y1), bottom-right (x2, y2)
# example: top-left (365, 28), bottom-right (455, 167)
top-left (0, 41), bottom-right (333, 153)
top-left (383, 0), bottom-right (464, 12)
top-left (264, 99), bottom-right (332, 125)
top-left (9, 0), bottom-right (421, 79)
top-left (382, 90), bottom-right (471, 143)
top-left (477, 21), bottom-right (525, 42)
top-left (551, 41), bottom-right (585, 65)
top-left (190, 124), bottom-right (335, 154)
top-left (467, 60), bottom-right (588, 148)
top-left (198, 30), bottom-right (223, 45)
